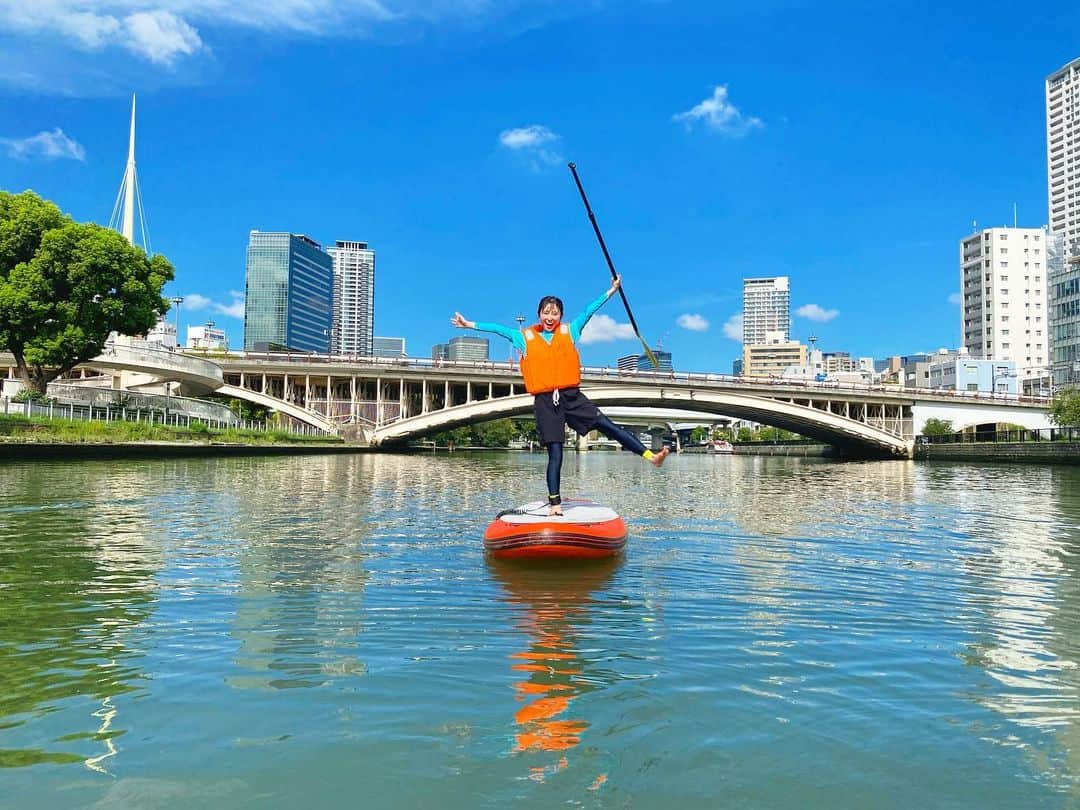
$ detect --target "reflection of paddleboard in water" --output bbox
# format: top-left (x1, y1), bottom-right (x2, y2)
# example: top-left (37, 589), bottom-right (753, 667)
top-left (483, 499), bottom-right (627, 560)
top-left (487, 556), bottom-right (620, 782)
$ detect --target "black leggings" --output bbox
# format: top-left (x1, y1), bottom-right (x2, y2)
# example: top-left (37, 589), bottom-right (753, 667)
top-left (545, 414), bottom-right (649, 503)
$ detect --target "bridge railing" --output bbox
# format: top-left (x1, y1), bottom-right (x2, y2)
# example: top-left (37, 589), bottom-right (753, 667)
top-left (98, 337), bottom-right (224, 385)
top-left (48, 382), bottom-right (239, 424)
top-left (211, 350), bottom-right (1051, 405)
top-left (2, 396), bottom-right (241, 432)
top-left (921, 427), bottom-right (1080, 444)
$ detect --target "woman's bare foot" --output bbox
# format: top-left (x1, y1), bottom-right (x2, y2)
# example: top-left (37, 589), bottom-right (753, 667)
top-left (548, 504), bottom-right (563, 516)
top-left (649, 447), bottom-right (670, 468)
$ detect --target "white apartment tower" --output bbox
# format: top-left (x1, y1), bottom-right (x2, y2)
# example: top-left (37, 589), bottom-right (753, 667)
top-left (1047, 58), bottom-right (1080, 255)
top-left (327, 240), bottom-right (375, 356)
top-left (1047, 57), bottom-right (1080, 389)
top-left (960, 227), bottom-right (1048, 378)
top-left (742, 276), bottom-right (790, 345)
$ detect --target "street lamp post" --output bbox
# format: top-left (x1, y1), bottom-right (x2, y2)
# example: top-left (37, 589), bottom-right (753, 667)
top-left (514, 314), bottom-right (525, 362)
top-left (169, 296), bottom-right (184, 351)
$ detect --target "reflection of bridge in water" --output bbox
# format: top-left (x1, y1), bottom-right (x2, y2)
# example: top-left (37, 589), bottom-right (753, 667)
top-left (3, 342), bottom-right (1054, 459)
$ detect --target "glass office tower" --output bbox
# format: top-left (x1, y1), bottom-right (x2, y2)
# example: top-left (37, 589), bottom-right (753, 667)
top-left (244, 231), bottom-right (333, 353)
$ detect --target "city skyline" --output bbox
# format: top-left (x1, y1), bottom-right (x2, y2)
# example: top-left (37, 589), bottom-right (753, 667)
top-left (2, 3), bottom-right (1079, 372)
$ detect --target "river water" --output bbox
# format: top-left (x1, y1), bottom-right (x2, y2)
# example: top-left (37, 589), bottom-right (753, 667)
top-left (1, 452), bottom-right (1079, 808)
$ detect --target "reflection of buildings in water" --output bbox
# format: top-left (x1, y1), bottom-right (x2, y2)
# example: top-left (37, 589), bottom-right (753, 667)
top-left (225, 457), bottom-right (373, 689)
top-left (585, 454), bottom-right (918, 539)
top-left (489, 559), bottom-right (619, 784)
top-left (924, 464), bottom-right (1080, 783)
top-left (724, 457), bottom-right (917, 537)
top-left (0, 464), bottom-right (156, 773)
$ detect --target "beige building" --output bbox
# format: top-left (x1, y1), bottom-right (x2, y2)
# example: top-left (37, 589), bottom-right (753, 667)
top-left (742, 341), bottom-right (807, 378)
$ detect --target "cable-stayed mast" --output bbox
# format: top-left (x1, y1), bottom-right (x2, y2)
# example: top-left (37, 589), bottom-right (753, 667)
top-left (108, 93), bottom-right (151, 254)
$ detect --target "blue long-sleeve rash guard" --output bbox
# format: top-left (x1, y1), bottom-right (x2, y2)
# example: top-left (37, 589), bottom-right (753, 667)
top-left (473, 289), bottom-right (611, 354)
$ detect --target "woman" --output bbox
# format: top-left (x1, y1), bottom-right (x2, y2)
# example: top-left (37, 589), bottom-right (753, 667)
top-left (451, 275), bottom-right (668, 516)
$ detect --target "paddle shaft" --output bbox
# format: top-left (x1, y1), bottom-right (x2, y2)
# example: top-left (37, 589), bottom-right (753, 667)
top-left (567, 163), bottom-right (659, 369)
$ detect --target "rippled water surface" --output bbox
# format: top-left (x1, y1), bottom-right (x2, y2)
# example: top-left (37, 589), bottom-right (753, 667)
top-left (2, 452), bottom-right (1080, 808)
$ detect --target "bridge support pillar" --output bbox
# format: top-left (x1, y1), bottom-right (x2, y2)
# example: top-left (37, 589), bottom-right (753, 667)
top-left (577, 432), bottom-right (589, 452)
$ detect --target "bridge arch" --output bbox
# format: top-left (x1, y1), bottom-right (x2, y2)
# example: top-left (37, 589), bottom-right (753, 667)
top-left (371, 384), bottom-right (914, 458)
top-left (216, 384), bottom-right (337, 433)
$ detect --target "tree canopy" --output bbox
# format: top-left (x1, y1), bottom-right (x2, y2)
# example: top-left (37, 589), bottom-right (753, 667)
top-left (1050, 388), bottom-right (1080, 427)
top-left (921, 418), bottom-right (955, 436)
top-left (0, 190), bottom-right (174, 393)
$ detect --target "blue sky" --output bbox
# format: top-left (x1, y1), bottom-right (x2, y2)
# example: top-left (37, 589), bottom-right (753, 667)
top-left (1, 0), bottom-right (1077, 372)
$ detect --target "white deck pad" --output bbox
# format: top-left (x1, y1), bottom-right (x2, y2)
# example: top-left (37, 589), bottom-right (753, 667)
top-left (498, 499), bottom-right (620, 525)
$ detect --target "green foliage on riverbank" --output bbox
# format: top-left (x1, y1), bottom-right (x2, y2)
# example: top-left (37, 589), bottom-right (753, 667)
top-left (428, 418), bottom-right (535, 448)
top-left (0, 414), bottom-right (342, 445)
top-left (1050, 388), bottom-right (1080, 427)
top-left (922, 418), bottom-right (955, 436)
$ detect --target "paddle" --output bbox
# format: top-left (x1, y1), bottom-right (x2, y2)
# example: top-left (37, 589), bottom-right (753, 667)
top-left (567, 162), bottom-right (660, 370)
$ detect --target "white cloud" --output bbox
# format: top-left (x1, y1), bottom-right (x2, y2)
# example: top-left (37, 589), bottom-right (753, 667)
top-left (183, 290), bottom-right (244, 319)
top-left (498, 124), bottom-right (562, 170)
top-left (0, 1), bottom-right (592, 75)
top-left (579, 313), bottom-right (635, 344)
top-left (1, 127), bottom-right (85, 160)
top-left (722, 313), bottom-right (742, 341)
top-left (676, 313), bottom-right (708, 332)
top-left (0, 2), bottom-right (205, 64)
top-left (948, 292), bottom-right (962, 305)
top-left (673, 85), bottom-right (763, 137)
top-left (123, 10), bottom-right (202, 63)
top-left (499, 125), bottom-right (557, 150)
top-left (795, 303), bottom-right (839, 322)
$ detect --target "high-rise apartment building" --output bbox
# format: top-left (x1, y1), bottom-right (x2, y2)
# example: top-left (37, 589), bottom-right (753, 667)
top-left (1047, 58), bottom-right (1080, 255)
top-left (244, 232), bottom-right (333, 353)
top-left (1047, 58), bottom-right (1080, 389)
top-left (742, 277), bottom-right (790, 345)
top-left (960, 227), bottom-right (1048, 378)
top-left (326, 240), bottom-right (375, 357)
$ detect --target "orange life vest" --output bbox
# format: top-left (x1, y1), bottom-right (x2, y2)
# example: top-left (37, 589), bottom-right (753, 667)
top-left (519, 324), bottom-right (582, 394)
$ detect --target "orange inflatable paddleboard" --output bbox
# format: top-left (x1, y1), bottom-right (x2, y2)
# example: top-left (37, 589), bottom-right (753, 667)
top-left (483, 498), bottom-right (627, 560)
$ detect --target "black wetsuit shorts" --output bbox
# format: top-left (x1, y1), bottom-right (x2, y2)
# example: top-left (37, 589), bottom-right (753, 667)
top-left (533, 387), bottom-right (603, 445)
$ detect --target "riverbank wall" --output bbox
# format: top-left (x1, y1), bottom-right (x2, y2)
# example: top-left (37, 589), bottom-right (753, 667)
top-left (0, 442), bottom-right (371, 461)
top-left (732, 443), bottom-right (835, 457)
top-left (915, 441), bottom-right (1080, 465)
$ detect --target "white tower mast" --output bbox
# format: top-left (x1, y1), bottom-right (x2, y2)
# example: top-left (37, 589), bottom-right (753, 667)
top-left (109, 93), bottom-right (151, 253)
top-left (122, 94), bottom-right (136, 242)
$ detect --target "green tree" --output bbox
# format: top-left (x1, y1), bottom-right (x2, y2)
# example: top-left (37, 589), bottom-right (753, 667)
top-left (922, 417), bottom-right (955, 436)
top-left (511, 418), bottom-right (538, 444)
top-left (689, 426), bottom-right (709, 444)
top-left (756, 426), bottom-right (797, 441)
top-left (736, 426), bottom-right (755, 442)
top-left (472, 418), bottom-right (517, 447)
top-left (1050, 388), bottom-right (1080, 426)
top-left (0, 191), bottom-right (174, 393)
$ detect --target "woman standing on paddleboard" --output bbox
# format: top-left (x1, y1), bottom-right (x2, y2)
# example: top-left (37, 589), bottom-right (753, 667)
top-left (450, 275), bottom-right (668, 517)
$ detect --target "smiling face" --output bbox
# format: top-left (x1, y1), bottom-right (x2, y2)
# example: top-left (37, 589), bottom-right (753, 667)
top-left (536, 296), bottom-right (564, 332)
top-left (539, 302), bottom-right (562, 331)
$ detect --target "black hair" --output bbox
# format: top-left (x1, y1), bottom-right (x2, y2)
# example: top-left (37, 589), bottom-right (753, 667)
top-left (537, 295), bottom-right (564, 318)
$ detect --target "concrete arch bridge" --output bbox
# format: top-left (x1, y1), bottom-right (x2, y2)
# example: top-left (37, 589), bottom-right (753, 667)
top-left (6, 348), bottom-right (1050, 460)
top-left (204, 354), bottom-right (1051, 458)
